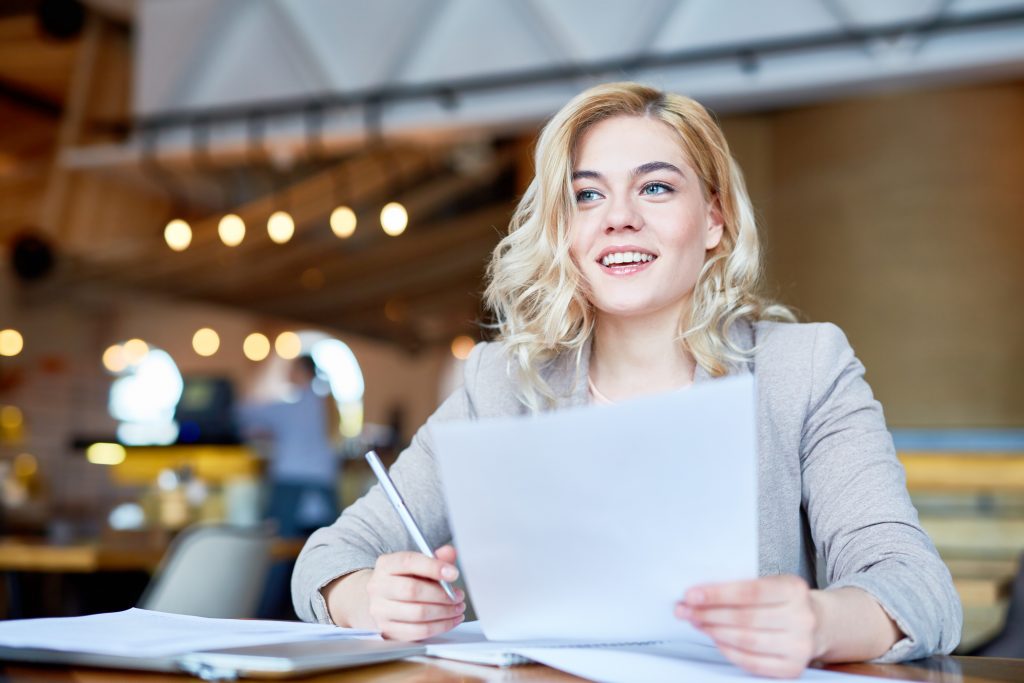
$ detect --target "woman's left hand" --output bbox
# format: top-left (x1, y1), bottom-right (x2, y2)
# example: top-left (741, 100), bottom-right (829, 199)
top-left (675, 574), bottom-right (823, 679)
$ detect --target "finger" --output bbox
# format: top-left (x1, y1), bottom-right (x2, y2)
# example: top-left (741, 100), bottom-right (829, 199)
top-left (381, 615), bottom-right (466, 642)
top-left (700, 624), bottom-right (809, 659)
top-left (714, 642), bottom-right (808, 679)
top-left (676, 602), bottom-right (792, 630)
top-left (378, 575), bottom-right (461, 604)
top-left (382, 598), bottom-right (466, 624)
top-left (685, 575), bottom-right (806, 608)
top-left (434, 545), bottom-right (457, 564)
top-left (377, 551), bottom-right (459, 583)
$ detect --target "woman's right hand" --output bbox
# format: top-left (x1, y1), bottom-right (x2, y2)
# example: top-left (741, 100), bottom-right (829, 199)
top-left (327, 545), bottom-right (465, 641)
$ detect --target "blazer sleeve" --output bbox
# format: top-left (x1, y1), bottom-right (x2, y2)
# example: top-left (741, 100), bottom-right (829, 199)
top-left (800, 323), bottom-right (962, 662)
top-left (291, 348), bottom-right (488, 624)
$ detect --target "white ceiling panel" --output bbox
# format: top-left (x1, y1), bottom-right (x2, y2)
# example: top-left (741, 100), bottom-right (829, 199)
top-left (120, 0), bottom-right (1024, 158)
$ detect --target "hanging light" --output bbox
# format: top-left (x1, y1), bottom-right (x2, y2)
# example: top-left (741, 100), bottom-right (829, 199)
top-left (380, 202), bottom-right (407, 237)
top-left (274, 331), bottom-right (301, 359)
top-left (330, 206), bottom-right (357, 238)
top-left (192, 328), bottom-right (220, 357)
top-left (122, 338), bottom-right (149, 365)
top-left (164, 219), bottom-right (192, 251)
top-left (243, 332), bottom-right (271, 361)
top-left (0, 329), bottom-right (24, 357)
top-left (102, 344), bottom-right (127, 373)
top-left (267, 210), bottom-right (295, 244)
top-left (218, 214), bottom-right (246, 247)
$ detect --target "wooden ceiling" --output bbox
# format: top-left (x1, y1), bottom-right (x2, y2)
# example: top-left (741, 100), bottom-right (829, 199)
top-left (1, 2), bottom-right (524, 352)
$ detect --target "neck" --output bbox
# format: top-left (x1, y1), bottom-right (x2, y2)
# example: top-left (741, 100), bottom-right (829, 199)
top-left (589, 304), bottom-right (696, 402)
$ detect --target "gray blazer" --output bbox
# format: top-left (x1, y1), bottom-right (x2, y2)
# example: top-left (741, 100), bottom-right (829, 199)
top-left (293, 320), bottom-right (962, 662)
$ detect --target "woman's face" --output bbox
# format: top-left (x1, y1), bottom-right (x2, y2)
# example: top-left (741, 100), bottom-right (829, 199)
top-left (569, 115), bottom-right (723, 323)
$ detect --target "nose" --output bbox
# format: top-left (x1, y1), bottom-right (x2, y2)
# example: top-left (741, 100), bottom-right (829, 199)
top-left (602, 193), bottom-right (643, 234)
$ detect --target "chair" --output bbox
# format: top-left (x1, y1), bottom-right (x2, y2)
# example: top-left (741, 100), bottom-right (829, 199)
top-left (969, 552), bottom-right (1024, 657)
top-left (138, 523), bottom-right (273, 619)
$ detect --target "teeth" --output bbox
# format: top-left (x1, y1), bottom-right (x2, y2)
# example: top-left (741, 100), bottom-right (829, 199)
top-left (601, 252), bottom-right (654, 267)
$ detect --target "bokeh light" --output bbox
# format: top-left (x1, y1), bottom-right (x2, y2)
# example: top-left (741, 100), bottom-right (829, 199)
top-left (192, 327), bottom-right (220, 357)
top-left (267, 210), bottom-right (295, 244)
top-left (164, 219), bottom-right (192, 251)
top-left (108, 348), bottom-right (183, 446)
top-left (13, 452), bottom-right (37, 478)
top-left (243, 332), bottom-right (270, 361)
top-left (275, 331), bottom-right (301, 359)
top-left (380, 202), bottom-right (408, 236)
top-left (0, 405), bottom-right (23, 431)
top-left (122, 338), bottom-right (149, 365)
top-left (451, 335), bottom-right (476, 360)
top-left (218, 213), bottom-right (246, 247)
top-left (86, 442), bottom-right (127, 466)
top-left (0, 329), bottom-right (24, 356)
top-left (330, 206), bottom-right (357, 238)
top-left (102, 344), bottom-right (127, 373)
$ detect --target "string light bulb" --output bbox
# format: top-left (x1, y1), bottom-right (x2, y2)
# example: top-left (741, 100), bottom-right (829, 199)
top-left (274, 331), bottom-right (301, 359)
top-left (243, 332), bottom-right (271, 361)
top-left (122, 338), bottom-right (149, 365)
top-left (240, 331), bottom-right (268, 360)
top-left (218, 214), bottom-right (246, 247)
top-left (267, 210), bottom-right (295, 244)
top-left (380, 202), bottom-right (408, 236)
top-left (0, 329), bottom-right (23, 357)
top-left (164, 219), bottom-right (192, 251)
top-left (192, 328), bottom-right (220, 357)
top-left (102, 344), bottom-right (127, 373)
top-left (330, 206), bottom-right (357, 238)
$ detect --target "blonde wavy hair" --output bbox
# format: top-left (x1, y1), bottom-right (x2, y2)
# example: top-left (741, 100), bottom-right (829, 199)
top-left (484, 82), bottom-right (794, 411)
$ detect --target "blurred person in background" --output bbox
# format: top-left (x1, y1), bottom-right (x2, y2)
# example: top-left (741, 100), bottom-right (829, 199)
top-left (239, 355), bottom-right (340, 619)
top-left (238, 355), bottom-right (340, 538)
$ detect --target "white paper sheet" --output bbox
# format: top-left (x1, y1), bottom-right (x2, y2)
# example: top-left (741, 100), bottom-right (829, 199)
top-left (427, 623), bottom-right (893, 682)
top-left (433, 374), bottom-right (758, 642)
top-left (0, 608), bottom-right (377, 657)
top-left (516, 646), bottom-right (892, 683)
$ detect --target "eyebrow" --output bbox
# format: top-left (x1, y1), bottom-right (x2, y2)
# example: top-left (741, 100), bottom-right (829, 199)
top-left (571, 161), bottom-right (685, 181)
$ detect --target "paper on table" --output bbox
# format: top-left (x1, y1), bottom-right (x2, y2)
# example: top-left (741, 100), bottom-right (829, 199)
top-left (432, 374), bottom-right (758, 642)
top-left (426, 621), bottom-right (726, 668)
top-left (516, 646), bottom-right (894, 683)
top-left (0, 608), bottom-right (377, 657)
top-left (427, 623), bottom-right (894, 683)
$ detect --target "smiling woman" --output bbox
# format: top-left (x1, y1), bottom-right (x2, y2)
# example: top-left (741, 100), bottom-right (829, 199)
top-left (485, 83), bottom-right (794, 411)
top-left (294, 82), bottom-right (962, 678)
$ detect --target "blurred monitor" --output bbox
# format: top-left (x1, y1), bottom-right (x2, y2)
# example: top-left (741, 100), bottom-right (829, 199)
top-left (174, 377), bottom-right (240, 444)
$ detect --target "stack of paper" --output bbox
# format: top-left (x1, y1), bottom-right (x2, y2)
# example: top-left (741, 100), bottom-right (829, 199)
top-left (0, 608), bottom-right (377, 658)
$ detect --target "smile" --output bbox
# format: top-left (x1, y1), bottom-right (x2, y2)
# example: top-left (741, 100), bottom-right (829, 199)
top-left (599, 251), bottom-right (656, 267)
top-left (596, 249), bottom-right (658, 275)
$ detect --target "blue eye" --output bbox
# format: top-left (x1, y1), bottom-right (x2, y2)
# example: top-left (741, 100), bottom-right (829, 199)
top-left (575, 189), bottom-right (602, 203)
top-left (641, 182), bottom-right (672, 196)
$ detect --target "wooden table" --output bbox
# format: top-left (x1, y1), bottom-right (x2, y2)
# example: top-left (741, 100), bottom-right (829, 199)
top-left (0, 535), bottom-right (306, 573)
top-left (0, 655), bottom-right (1022, 682)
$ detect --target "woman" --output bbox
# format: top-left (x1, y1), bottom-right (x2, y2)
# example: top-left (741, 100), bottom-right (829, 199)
top-left (293, 83), bottom-right (961, 678)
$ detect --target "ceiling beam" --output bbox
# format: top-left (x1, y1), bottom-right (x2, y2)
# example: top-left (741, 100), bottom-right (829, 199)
top-left (0, 78), bottom-right (63, 118)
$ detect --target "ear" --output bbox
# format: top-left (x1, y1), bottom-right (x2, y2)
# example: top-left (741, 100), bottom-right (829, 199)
top-left (705, 193), bottom-right (724, 250)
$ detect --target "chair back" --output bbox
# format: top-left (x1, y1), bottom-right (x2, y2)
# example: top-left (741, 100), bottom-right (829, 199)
top-left (970, 552), bottom-right (1024, 657)
top-left (138, 523), bottom-right (273, 619)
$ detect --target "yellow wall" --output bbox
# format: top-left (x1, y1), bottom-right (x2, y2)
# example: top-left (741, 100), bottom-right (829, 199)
top-left (722, 82), bottom-right (1024, 428)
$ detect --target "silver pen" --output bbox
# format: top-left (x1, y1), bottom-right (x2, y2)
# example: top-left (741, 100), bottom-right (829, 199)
top-left (364, 450), bottom-right (459, 602)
